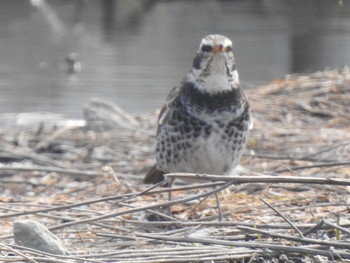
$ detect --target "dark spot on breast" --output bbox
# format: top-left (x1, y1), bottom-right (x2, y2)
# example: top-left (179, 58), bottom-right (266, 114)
top-left (229, 130), bottom-right (234, 137)
top-left (243, 111), bottom-right (251, 121)
top-left (183, 124), bottom-right (192, 133)
top-left (193, 123), bottom-right (201, 132)
top-left (237, 122), bottom-right (244, 131)
top-left (216, 121), bottom-right (225, 128)
top-left (204, 125), bottom-right (212, 135)
top-left (183, 117), bottom-right (190, 125)
top-left (173, 111), bottom-right (183, 122)
top-left (194, 131), bottom-right (201, 138)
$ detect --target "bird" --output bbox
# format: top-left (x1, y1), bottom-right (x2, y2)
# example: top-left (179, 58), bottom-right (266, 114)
top-left (144, 34), bottom-right (252, 185)
top-left (65, 53), bottom-right (82, 74)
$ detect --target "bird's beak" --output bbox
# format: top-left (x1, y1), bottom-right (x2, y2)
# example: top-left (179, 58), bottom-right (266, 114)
top-left (212, 45), bottom-right (224, 53)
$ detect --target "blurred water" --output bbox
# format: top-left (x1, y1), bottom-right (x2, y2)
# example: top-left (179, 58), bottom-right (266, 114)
top-left (0, 0), bottom-right (349, 118)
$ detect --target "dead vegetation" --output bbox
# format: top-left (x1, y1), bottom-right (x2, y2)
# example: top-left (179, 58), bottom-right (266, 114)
top-left (1, 68), bottom-right (350, 262)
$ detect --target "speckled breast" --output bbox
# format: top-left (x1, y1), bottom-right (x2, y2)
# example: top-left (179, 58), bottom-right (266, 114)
top-left (156, 84), bottom-right (251, 175)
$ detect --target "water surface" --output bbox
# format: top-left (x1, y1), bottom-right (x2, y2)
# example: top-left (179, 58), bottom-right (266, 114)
top-left (0, 0), bottom-right (349, 118)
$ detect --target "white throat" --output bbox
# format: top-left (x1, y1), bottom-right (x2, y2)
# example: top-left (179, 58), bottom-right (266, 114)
top-left (185, 68), bottom-right (239, 94)
top-left (201, 71), bottom-right (239, 93)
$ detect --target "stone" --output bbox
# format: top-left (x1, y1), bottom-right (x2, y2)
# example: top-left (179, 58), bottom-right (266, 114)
top-left (13, 219), bottom-right (69, 255)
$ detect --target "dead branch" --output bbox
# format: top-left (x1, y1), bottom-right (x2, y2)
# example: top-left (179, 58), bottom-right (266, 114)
top-left (237, 225), bottom-right (350, 249)
top-left (0, 242), bottom-right (38, 263)
top-left (122, 219), bottom-right (350, 230)
top-left (0, 149), bottom-right (69, 168)
top-left (0, 181), bottom-right (225, 220)
top-left (48, 182), bottom-right (233, 231)
top-left (135, 232), bottom-right (350, 259)
top-left (0, 165), bottom-right (97, 178)
top-left (274, 161), bottom-right (350, 173)
top-left (166, 173), bottom-right (350, 186)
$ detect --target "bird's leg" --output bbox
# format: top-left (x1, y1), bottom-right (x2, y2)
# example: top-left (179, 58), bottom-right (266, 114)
top-left (159, 177), bottom-right (175, 216)
top-left (215, 191), bottom-right (224, 221)
top-left (167, 177), bottom-right (175, 201)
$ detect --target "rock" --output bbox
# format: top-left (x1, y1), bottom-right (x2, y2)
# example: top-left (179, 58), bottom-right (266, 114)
top-left (83, 97), bottom-right (139, 132)
top-left (13, 219), bottom-right (69, 255)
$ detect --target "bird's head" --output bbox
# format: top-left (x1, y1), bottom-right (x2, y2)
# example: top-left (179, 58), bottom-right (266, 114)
top-left (188, 34), bottom-right (239, 93)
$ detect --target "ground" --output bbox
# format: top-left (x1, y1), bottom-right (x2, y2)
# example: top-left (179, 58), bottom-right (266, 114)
top-left (1, 69), bottom-right (350, 262)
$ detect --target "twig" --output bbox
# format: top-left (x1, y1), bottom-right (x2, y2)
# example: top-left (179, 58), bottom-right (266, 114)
top-left (0, 149), bottom-right (69, 168)
top-left (0, 181), bottom-right (225, 219)
top-left (0, 179), bottom-right (63, 188)
top-left (0, 256), bottom-right (69, 263)
top-left (71, 246), bottom-right (248, 258)
top-left (259, 197), bottom-right (304, 237)
top-left (9, 244), bottom-right (105, 263)
top-left (300, 142), bottom-right (350, 161)
top-left (122, 219), bottom-right (350, 232)
top-left (0, 165), bottom-right (97, 178)
top-left (248, 151), bottom-right (346, 163)
top-left (165, 173), bottom-right (350, 186)
top-left (246, 151), bottom-right (297, 160)
top-left (0, 242), bottom-right (38, 263)
top-left (237, 225), bottom-right (350, 249)
top-left (215, 192), bottom-right (223, 221)
top-left (274, 161), bottom-right (350, 173)
top-left (76, 246), bottom-right (261, 262)
top-left (135, 232), bottom-right (350, 259)
top-left (48, 182), bottom-right (233, 231)
top-left (323, 219), bottom-right (350, 237)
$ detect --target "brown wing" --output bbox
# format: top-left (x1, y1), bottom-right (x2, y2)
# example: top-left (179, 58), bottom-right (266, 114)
top-left (144, 85), bottom-right (181, 184)
top-left (157, 85), bottom-right (181, 132)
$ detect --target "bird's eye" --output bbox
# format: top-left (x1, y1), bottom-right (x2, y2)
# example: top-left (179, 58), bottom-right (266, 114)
top-left (225, 46), bottom-right (233, 52)
top-left (201, 45), bottom-right (213, 52)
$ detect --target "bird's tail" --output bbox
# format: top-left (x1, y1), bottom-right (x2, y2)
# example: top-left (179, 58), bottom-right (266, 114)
top-left (143, 164), bottom-right (165, 184)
